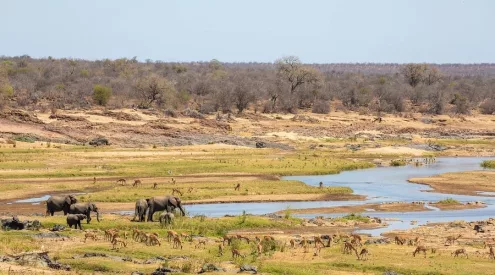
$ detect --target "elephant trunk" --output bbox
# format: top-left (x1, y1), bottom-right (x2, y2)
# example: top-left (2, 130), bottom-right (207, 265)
top-left (96, 211), bottom-right (101, 222)
top-left (178, 205), bottom-right (186, 216)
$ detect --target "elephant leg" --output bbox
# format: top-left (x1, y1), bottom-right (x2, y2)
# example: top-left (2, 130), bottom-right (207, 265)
top-left (147, 206), bottom-right (154, 222)
top-left (166, 205), bottom-right (172, 213)
top-left (87, 212), bottom-right (91, 224)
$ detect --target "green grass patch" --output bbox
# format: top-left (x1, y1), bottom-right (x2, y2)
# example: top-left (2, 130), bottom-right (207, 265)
top-left (437, 198), bottom-right (460, 204)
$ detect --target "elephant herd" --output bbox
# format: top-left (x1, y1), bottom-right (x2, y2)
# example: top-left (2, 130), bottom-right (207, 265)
top-left (133, 195), bottom-right (185, 223)
top-left (45, 194), bottom-right (185, 228)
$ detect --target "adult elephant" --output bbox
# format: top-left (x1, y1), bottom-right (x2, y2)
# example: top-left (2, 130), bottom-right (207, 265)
top-left (147, 195), bottom-right (185, 222)
top-left (69, 202), bottom-right (101, 224)
top-left (132, 199), bottom-right (149, 222)
top-left (46, 195), bottom-right (78, 216)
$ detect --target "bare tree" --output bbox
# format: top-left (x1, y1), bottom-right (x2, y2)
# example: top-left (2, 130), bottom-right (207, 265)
top-left (135, 75), bottom-right (175, 108)
top-left (401, 64), bottom-right (427, 87)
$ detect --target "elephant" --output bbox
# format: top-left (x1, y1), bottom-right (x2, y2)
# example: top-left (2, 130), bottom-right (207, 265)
top-left (146, 195), bottom-right (185, 222)
top-left (67, 214), bottom-right (87, 230)
top-left (69, 202), bottom-right (100, 224)
top-left (159, 212), bottom-right (174, 227)
top-left (132, 199), bottom-right (149, 222)
top-left (46, 195), bottom-right (78, 216)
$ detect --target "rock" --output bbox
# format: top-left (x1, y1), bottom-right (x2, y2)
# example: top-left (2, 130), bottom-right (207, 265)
top-left (33, 232), bottom-right (64, 239)
top-left (89, 137), bottom-right (109, 146)
top-left (199, 263), bottom-right (226, 273)
top-left (152, 267), bottom-right (178, 275)
top-left (365, 238), bottom-right (390, 245)
top-left (2, 251), bottom-right (70, 271)
top-left (239, 264), bottom-right (258, 274)
top-left (255, 141), bottom-right (266, 148)
top-left (383, 272), bottom-right (404, 275)
top-left (1, 216), bottom-right (26, 230)
top-left (131, 272), bottom-right (145, 275)
top-left (50, 224), bottom-right (66, 232)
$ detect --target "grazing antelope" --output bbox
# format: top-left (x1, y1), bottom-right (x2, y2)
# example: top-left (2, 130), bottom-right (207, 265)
top-left (132, 228), bottom-right (142, 241)
top-left (173, 235), bottom-right (183, 249)
top-left (152, 183), bottom-right (158, 189)
top-left (343, 241), bottom-right (357, 255)
top-left (112, 237), bottom-right (127, 249)
top-left (395, 236), bottom-right (406, 245)
top-left (350, 234), bottom-right (362, 243)
top-left (84, 231), bottom-right (98, 242)
top-left (234, 183), bottom-right (241, 191)
top-left (117, 178), bottom-right (126, 185)
top-left (263, 235), bottom-right (275, 242)
top-left (147, 233), bottom-right (161, 246)
top-left (313, 236), bottom-right (326, 248)
top-left (452, 248), bottom-right (468, 258)
top-left (232, 248), bottom-right (245, 258)
top-left (172, 188), bottom-right (183, 196)
top-left (104, 229), bottom-right (119, 242)
top-left (180, 232), bottom-right (191, 241)
top-left (236, 235), bottom-right (250, 244)
top-left (351, 238), bottom-right (362, 248)
top-left (413, 246), bottom-right (427, 258)
top-left (325, 235), bottom-right (334, 247)
top-left (132, 179), bottom-right (142, 187)
top-left (171, 178), bottom-right (176, 185)
top-left (445, 234), bottom-right (462, 246)
top-left (167, 230), bottom-right (178, 243)
top-left (301, 237), bottom-right (309, 253)
top-left (194, 238), bottom-right (208, 249)
top-left (408, 237), bottom-right (419, 246)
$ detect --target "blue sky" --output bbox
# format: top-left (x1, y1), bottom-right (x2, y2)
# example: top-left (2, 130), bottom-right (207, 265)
top-left (1, 0), bottom-right (493, 63)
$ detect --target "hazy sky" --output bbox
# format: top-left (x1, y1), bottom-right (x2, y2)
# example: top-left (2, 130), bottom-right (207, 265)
top-left (2, 0), bottom-right (493, 63)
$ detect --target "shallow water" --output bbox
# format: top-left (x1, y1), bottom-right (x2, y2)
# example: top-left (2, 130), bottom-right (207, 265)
top-left (182, 157), bottom-right (495, 235)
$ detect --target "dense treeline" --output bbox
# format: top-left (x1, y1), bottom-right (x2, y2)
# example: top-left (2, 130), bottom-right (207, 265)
top-left (1, 55), bottom-right (495, 115)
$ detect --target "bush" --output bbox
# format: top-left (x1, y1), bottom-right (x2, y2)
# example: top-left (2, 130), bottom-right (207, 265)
top-left (312, 100), bottom-right (330, 114)
top-left (437, 198), bottom-right (460, 204)
top-left (0, 83), bottom-right (14, 98)
top-left (481, 160), bottom-right (495, 169)
top-left (92, 85), bottom-right (112, 106)
top-left (390, 159), bottom-right (407, 166)
top-left (480, 99), bottom-right (495, 115)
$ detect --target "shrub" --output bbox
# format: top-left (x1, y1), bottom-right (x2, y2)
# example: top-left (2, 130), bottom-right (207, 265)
top-left (481, 160), bottom-right (495, 169)
top-left (437, 198), bottom-right (460, 204)
top-left (390, 159), bottom-right (406, 166)
top-left (312, 100), bottom-right (330, 114)
top-left (480, 99), bottom-right (495, 115)
top-left (92, 85), bottom-right (112, 106)
top-left (0, 83), bottom-right (14, 98)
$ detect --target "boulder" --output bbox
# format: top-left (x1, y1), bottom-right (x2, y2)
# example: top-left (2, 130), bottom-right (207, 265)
top-left (89, 137), bottom-right (109, 146)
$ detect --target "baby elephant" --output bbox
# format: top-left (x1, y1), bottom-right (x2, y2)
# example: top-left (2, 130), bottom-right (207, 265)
top-left (67, 214), bottom-right (87, 230)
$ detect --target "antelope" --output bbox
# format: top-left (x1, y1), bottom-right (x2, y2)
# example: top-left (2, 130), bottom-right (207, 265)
top-left (325, 235), bottom-right (334, 247)
top-left (172, 188), bottom-right (183, 196)
top-left (413, 246), bottom-right (427, 258)
top-left (194, 238), bottom-right (208, 249)
top-left (483, 239), bottom-right (495, 248)
top-left (313, 236), bottom-right (326, 248)
top-left (104, 229), bottom-right (119, 242)
top-left (84, 231), bottom-right (98, 242)
top-left (263, 235), bottom-right (275, 242)
top-left (232, 248), bottom-right (245, 258)
top-left (171, 178), bottom-right (176, 185)
top-left (236, 235), bottom-right (250, 244)
top-left (132, 179), bottom-right (141, 187)
top-left (301, 237), bottom-right (309, 253)
top-left (173, 235), bottom-right (183, 249)
top-left (313, 243), bottom-right (323, 256)
top-left (112, 237), bottom-right (127, 249)
top-left (218, 243), bottom-right (224, 256)
top-left (117, 179), bottom-right (126, 185)
top-left (180, 232), bottom-right (191, 241)
top-left (234, 183), bottom-right (241, 191)
top-left (452, 248), bottom-right (468, 258)
top-left (289, 239), bottom-right (295, 249)
top-left (187, 187), bottom-right (194, 193)
top-left (351, 238), bottom-right (362, 248)
top-left (167, 230), bottom-right (178, 243)
top-left (93, 177), bottom-right (96, 184)
top-left (359, 248), bottom-right (369, 260)
top-left (152, 183), bottom-right (158, 189)
top-left (256, 242), bottom-right (263, 255)
top-left (343, 241), bottom-right (356, 255)
top-left (408, 237), bottom-right (419, 246)
top-left (147, 233), bottom-right (161, 246)
top-left (395, 236), bottom-right (406, 245)
top-left (132, 228), bottom-right (142, 241)
top-left (445, 234), bottom-right (462, 246)
top-left (222, 235), bottom-right (232, 246)
top-left (489, 246), bottom-right (495, 260)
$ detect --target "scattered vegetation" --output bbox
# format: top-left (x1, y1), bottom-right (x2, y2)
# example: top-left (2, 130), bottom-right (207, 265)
top-left (481, 160), bottom-right (495, 169)
top-left (437, 198), bottom-right (460, 204)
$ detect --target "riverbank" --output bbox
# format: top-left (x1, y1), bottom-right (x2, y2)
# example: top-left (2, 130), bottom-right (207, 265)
top-left (409, 170), bottom-right (495, 196)
top-left (276, 201), bottom-right (484, 215)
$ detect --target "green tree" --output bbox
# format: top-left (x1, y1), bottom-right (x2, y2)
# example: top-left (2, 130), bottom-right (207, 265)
top-left (92, 85), bottom-right (112, 106)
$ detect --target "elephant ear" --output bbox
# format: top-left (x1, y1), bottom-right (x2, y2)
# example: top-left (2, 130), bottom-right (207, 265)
top-left (65, 197), bottom-right (71, 205)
